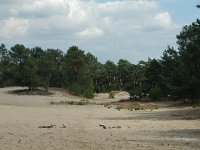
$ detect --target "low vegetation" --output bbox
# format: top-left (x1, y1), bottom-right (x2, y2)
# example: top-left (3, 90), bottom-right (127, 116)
top-left (103, 99), bottom-right (200, 111)
top-left (104, 100), bottom-right (159, 111)
top-left (8, 88), bottom-right (54, 96)
top-left (108, 91), bottom-right (115, 99)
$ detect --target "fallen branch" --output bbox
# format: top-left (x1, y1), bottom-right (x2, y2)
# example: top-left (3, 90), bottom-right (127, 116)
top-left (38, 125), bottom-right (56, 129)
top-left (99, 124), bottom-right (106, 129)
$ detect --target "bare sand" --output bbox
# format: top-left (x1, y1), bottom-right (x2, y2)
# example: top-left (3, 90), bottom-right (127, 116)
top-left (0, 87), bottom-right (200, 150)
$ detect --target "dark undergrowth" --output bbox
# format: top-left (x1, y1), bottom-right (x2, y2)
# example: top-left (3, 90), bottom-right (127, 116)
top-left (8, 88), bottom-right (54, 96)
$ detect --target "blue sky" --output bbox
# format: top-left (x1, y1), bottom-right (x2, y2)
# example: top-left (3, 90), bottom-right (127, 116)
top-left (0, 0), bottom-right (199, 64)
top-left (160, 0), bottom-right (199, 23)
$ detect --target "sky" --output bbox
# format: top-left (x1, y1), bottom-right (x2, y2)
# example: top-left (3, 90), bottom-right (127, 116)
top-left (0, 0), bottom-right (199, 64)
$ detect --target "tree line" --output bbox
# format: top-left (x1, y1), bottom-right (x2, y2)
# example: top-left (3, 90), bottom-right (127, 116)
top-left (0, 19), bottom-right (200, 100)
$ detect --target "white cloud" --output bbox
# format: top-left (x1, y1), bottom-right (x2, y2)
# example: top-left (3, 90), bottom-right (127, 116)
top-left (0, 0), bottom-right (181, 63)
top-left (0, 17), bottom-right (29, 39)
top-left (11, 0), bottom-right (69, 18)
top-left (150, 12), bottom-right (178, 30)
top-left (77, 27), bottom-right (104, 38)
top-left (97, 0), bottom-right (159, 15)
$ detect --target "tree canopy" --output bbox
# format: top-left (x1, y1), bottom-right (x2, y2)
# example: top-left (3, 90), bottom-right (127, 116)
top-left (0, 19), bottom-right (199, 100)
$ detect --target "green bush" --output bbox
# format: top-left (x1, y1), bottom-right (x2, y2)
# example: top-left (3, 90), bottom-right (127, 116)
top-left (0, 72), bottom-right (3, 87)
top-left (71, 83), bottom-right (82, 96)
top-left (149, 85), bottom-right (163, 100)
top-left (84, 88), bottom-right (94, 98)
top-left (128, 87), bottom-right (142, 100)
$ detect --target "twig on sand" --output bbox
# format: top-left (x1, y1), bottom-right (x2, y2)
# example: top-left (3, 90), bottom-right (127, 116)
top-left (99, 124), bottom-right (122, 129)
top-left (38, 125), bottom-right (56, 129)
top-left (99, 124), bottom-right (107, 129)
top-left (99, 124), bottom-right (106, 129)
top-left (61, 124), bottom-right (66, 128)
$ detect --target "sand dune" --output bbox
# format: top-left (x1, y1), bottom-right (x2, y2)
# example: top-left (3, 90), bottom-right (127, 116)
top-left (0, 87), bottom-right (200, 150)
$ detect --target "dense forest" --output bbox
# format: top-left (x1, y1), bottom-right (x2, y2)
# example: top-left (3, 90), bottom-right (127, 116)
top-left (0, 19), bottom-right (200, 100)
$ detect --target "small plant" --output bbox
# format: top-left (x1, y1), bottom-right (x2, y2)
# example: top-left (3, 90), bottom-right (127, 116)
top-left (134, 105), bottom-right (141, 110)
top-left (109, 91), bottom-right (115, 99)
top-left (104, 104), bottom-right (108, 107)
top-left (116, 106), bottom-right (122, 111)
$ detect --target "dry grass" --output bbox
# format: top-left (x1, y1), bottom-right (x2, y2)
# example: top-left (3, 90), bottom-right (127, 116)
top-left (103, 101), bottom-right (159, 111)
top-left (170, 100), bottom-right (200, 108)
top-left (102, 99), bottom-right (200, 111)
top-left (49, 87), bottom-right (68, 93)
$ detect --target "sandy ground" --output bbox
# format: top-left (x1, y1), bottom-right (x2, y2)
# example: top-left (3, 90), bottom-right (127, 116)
top-left (0, 87), bottom-right (200, 150)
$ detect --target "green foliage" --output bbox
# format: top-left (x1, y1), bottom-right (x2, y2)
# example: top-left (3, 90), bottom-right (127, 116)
top-left (149, 85), bottom-right (163, 100)
top-left (0, 71), bottom-right (3, 87)
top-left (118, 59), bottom-right (132, 89)
top-left (176, 19), bottom-right (200, 99)
top-left (0, 44), bottom-right (8, 87)
top-left (145, 59), bottom-right (161, 88)
top-left (70, 83), bottom-right (94, 98)
top-left (71, 83), bottom-right (82, 96)
top-left (128, 87), bottom-right (143, 100)
top-left (8, 44), bottom-right (41, 90)
top-left (103, 60), bottom-right (119, 91)
top-left (160, 46), bottom-right (180, 96)
top-left (46, 49), bottom-right (64, 87)
top-left (0, 17), bottom-right (200, 101)
top-left (118, 59), bottom-right (146, 100)
top-left (21, 57), bottom-right (39, 90)
top-left (109, 91), bottom-right (115, 98)
top-left (63, 46), bottom-right (86, 84)
top-left (83, 88), bottom-right (94, 99)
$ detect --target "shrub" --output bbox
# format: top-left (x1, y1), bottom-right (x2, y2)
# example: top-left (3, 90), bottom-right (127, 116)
top-left (149, 85), bottom-right (163, 100)
top-left (109, 91), bottom-right (115, 98)
top-left (84, 88), bottom-right (94, 98)
top-left (71, 83), bottom-right (82, 96)
top-left (128, 87), bottom-right (142, 100)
